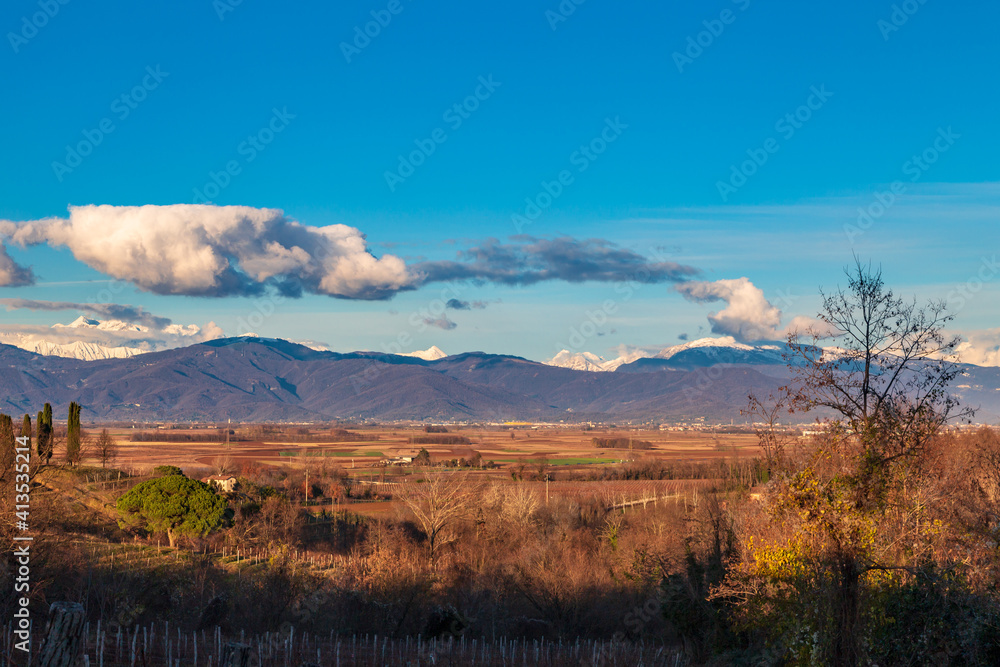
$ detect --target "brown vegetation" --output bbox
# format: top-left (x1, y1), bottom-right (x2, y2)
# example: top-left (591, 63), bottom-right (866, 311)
top-left (3, 263), bottom-right (998, 664)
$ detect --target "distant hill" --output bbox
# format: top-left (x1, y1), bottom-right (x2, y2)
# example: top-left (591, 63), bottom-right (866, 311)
top-left (1, 337), bottom-right (997, 423)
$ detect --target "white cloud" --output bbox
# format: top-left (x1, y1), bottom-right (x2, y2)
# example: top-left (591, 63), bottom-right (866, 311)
top-left (7, 204), bottom-right (413, 299)
top-left (676, 277), bottom-right (830, 342)
top-left (676, 277), bottom-right (782, 341)
top-left (4, 206), bottom-right (700, 301)
top-left (955, 328), bottom-right (1000, 367)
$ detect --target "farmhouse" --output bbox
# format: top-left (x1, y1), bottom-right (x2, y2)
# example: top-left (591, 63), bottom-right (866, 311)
top-left (203, 474), bottom-right (238, 493)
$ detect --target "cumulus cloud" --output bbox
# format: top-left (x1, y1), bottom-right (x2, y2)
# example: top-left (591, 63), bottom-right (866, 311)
top-left (423, 317), bottom-right (457, 331)
top-left (2, 207), bottom-right (702, 300)
top-left (677, 278), bottom-right (782, 341)
top-left (412, 236), bottom-right (699, 286)
top-left (955, 328), bottom-right (1000, 367)
top-left (6, 205), bottom-right (413, 300)
top-left (0, 243), bottom-right (34, 287)
top-left (0, 298), bottom-right (171, 328)
top-left (677, 277), bottom-right (829, 343)
top-left (196, 321), bottom-right (226, 341)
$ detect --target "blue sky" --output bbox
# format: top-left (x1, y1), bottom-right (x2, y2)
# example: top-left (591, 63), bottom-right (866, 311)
top-left (0, 0), bottom-right (998, 362)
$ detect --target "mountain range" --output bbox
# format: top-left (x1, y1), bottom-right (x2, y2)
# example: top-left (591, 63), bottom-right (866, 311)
top-left (0, 316), bottom-right (209, 361)
top-left (2, 336), bottom-right (998, 423)
top-left (546, 336), bottom-right (788, 372)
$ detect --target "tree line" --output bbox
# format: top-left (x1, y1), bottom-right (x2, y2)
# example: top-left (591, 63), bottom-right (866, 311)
top-left (1, 401), bottom-right (117, 469)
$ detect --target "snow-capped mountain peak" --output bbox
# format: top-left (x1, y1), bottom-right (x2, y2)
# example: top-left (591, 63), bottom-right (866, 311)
top-left (548, 350), bottom-right (618, 372)
top-left (53, 316), bottom-right (149, 333)
top-left (654, 336), bottom-right (782, 360)
top-left (2, 315), bottom-right (213, 361)
top-left (17, 339), bottom-right (143, 360)
top-left (60, 315), bottom-right (100, 328)
top-left (545, 336), bottom-right (787, 372)
top-left (403, 345), bottom-right (447, 361)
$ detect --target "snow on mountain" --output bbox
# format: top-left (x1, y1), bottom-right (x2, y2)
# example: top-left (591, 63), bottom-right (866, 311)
top-left (402, 346), bottom-right (447, 361)
top-left (293, 339), bottom-right (332, 351)
top-left (546, 349), bottom-right (646, 371)
top-left (1, 316), bottom-right (214, 361)
top-left (52, 316), bottom-right (149, 333)
top-left (653, 336), bottom-right (755, 358)
top-left (653, 336), bottom-right (786, 365)
top-left (8, 336), bottom-right (142, 361)
top-left (546, 337), bottom-right (787, 372)
top-left (547, 350), bottom-right (611, 372)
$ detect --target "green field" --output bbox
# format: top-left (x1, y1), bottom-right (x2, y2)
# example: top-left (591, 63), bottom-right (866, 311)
top-left (549, 457), bottom-right (620, 465)
top-left (489, 457), bottom-right (620, 465)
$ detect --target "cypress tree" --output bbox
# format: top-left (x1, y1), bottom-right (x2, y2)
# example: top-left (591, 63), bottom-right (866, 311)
top-left (21, 414), bottom-right (31, 448)
top-left (0, 414), bottom-right (14, 466)
top-left (38, 403), bottom-right (54, 463)
top-left (36, 410), bottom-right (44, 459)
top-left (66, 402), bottom-right (81, 466)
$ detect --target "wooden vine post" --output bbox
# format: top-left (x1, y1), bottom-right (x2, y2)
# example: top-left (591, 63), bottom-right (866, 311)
top-left (32, 602), bottom-right (86, 667)
top-left (219, 641), bottom-right (253, 666)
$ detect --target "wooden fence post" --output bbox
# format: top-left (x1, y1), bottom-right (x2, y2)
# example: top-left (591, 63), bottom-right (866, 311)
top-left (32, 602), bottom-right (86, 667)
top-left (219, 642), bottom-right (253, 667)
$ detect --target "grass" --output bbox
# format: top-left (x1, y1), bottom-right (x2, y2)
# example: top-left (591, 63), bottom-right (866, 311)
top-left (549, 457), bottom-right (620, 465)
top-left (490, 457), bottom-right (620, 465)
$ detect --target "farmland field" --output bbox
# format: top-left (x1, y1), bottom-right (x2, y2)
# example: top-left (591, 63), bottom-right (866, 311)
top-left (80, 424), bottom-right (775, 517)
top-left (100, 425), bottom-right (767, 474)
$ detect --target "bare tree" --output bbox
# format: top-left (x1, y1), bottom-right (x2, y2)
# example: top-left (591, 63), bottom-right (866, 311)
top-left (742, 393), bottom-right (794, 475)
top-left (398, 472), bottom-right (476, 567)
top-left (786, 259), bottom-right (973, 484)
top-left (94, 428), bottom-right (118, 468)
top-left (483, 483), bottom-right (539, 532)
top-left (737, 260), bottom-right (975, 666)
top-left (213, 453), bottom-right (236, 475)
